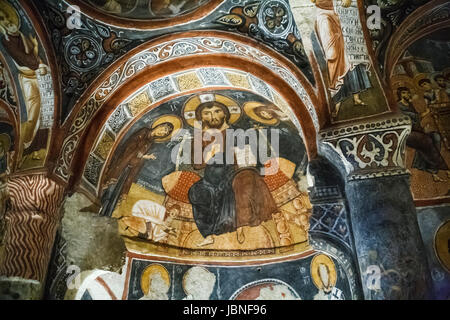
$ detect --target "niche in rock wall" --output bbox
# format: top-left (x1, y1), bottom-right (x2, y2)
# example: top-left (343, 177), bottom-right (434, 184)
top-left (87, 89), bottom-right (313, 262)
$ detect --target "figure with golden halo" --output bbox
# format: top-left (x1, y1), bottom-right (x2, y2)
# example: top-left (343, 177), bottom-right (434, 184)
top-left (244, 101), bottom-right (310, 247)
top-left (184, 93), bottom-right (278, 247)
top-left (0, 0), bottom-right (48, 163)
top-left (100, 115), bottom-right (182, 216)
top-left (310, 254), bottom-right (344, 300)
top-left (312, 0), bottom-right (372, 118)
top-left (139, 264), bottom-right (170, 300)
top-left (395, 84), bottom-right (449, 182)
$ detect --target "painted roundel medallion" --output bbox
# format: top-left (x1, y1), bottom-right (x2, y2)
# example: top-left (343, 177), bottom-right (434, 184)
top-left (65, 35), bottom-right (102, 72)
top-left (258, 0), bottom-right (293, 38)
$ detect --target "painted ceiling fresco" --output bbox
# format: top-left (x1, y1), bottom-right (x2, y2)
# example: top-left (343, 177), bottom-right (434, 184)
top-left (37, 0), bottom-right (314, 123)
top-left (391, 28), bottom-right (450, 202)
top-left (82, 67), bottom-right (305, 192)
top-left (115, 253), bottom-right (356, 300)
top-left (81, 0), bottom-right (211, 19)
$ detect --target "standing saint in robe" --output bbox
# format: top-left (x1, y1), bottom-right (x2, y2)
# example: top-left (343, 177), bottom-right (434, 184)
top-left (100, 115), bottom-right (181, 217)
top-left (0, 1), bottom-right (48, 161)
top-left (313, 0), bottom-right (372, 118)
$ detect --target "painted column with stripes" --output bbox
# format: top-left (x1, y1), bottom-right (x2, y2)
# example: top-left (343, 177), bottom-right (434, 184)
top-left (0, 174), bottom-right (65, 287)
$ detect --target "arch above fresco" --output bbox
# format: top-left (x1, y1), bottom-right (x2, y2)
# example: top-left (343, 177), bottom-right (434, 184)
top-left (51, 30), bottom-right (323, 186)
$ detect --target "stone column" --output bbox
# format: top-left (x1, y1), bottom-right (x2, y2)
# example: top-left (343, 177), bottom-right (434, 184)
top-left (0, 174), bottom-right (65, 300)
top-left (319, 114), bottom-right (433, 299)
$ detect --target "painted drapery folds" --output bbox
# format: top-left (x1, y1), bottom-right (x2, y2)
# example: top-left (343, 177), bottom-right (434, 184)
top-left (290, 0), bottom-right (388, 122)
top-left (95, 89), bottom-right (312, 260)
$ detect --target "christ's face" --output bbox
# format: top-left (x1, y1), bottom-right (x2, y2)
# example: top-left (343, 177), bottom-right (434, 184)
top-left (201, 105), bottom-right (226, 129)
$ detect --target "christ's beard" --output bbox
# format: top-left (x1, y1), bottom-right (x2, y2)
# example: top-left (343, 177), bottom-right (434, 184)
top-left (204, 119), bottom-right (225, 129)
